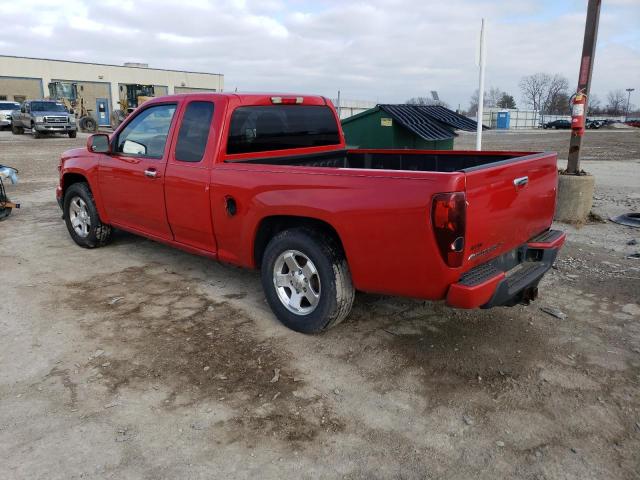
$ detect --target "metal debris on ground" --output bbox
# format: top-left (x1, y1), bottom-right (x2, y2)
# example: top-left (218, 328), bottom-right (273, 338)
top-left (270, 368), bottom-right (280, 383)
top-left (610, 213), bottom-right (640, 228)
top-left (540, 306), bottom-right (567, 320)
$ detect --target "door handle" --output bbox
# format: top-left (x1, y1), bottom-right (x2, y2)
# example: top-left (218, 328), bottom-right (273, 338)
top-left (144, 168), bottom-right (158, 178)
top-left (513, 176), bottom-right (529, 188)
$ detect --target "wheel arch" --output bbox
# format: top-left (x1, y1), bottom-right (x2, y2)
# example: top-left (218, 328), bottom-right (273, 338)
top-left (253, 215), bottom-right (347, 269)
top-left (61, 172), bottom-right (90, 197)
top-left (60, 171), bottom-right (109, 222)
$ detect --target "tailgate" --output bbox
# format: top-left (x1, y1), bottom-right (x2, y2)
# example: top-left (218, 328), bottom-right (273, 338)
top-left (463, 152), bottom-right (558, 269)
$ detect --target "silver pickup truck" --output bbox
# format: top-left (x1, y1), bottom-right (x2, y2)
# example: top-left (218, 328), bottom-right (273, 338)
top-left (11, 100), bottom-right (77, 138)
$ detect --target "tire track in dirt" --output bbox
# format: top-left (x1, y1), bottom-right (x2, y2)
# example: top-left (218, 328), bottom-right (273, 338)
top-left (62, 264), bottom-right (345, 445)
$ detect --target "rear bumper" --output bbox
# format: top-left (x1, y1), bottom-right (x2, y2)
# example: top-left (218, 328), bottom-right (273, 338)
top-left (446, 229), bottom-right (565, 309)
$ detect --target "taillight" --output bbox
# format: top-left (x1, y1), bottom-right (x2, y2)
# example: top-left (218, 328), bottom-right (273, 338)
top-left (271, 96), bottom-right (303, 104)
top-left (431, 192), bottom-right (466, 268)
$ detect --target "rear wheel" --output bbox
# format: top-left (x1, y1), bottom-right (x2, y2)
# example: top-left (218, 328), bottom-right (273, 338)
top-left (261, 228), bottom-right (355, 333)
top-left (11, 124), bottom-right (23, 135)
top-left (63, 182), bottom-right (112, 248)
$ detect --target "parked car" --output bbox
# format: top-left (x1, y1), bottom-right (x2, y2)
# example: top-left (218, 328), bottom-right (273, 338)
top-left (0, 101), bottom-right (21, 129)
top-left (625, 119), bottom-right (640, 128)
top-left (585, 119), bottom-right (602, 129)
top-left (11, 100), bottom-right (77, 138)
top-left (56, 93), bottom-right (565, 333)
top-left (542, 119), bottom-right (571, 129)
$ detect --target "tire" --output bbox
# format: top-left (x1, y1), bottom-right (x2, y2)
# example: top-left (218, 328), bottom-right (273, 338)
top-left (0, 207), bottom-right (11, 220)
top-left (11, 124), bottom-right (23, 135)
top-left (261, 228), bottom-right (355, 333)
top-left (33, 125), bottom-right (42, 138)
top-left (63, 182), bottom-right (112, 248)
top-left (68, 130), bottom-right (77, 138)
top-left (79, 116), bottom-right (97, 133)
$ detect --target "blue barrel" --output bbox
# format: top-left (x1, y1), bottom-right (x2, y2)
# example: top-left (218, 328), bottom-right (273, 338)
top-left (496, 111), bottom-right (510, 129)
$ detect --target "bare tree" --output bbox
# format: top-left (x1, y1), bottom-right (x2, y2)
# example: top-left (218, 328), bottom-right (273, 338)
top-left (519, 73), bottom-right (570, 114)
top-left (486, 86), bottom-right (503, 109)
top-left (588, 94), bottom-right (602, 114)
top-left (405, 97), bottom-right (449, 108)
top-left (467, 86), bottom-right (511, 115)
top-left (519, 73), bottom-right (551, 111)
top-left (543, 75), bottom-right (570, 114)
top-left (546, 92), bottom-right (571, 115)
top-left (606, 89), bottom-right (627, 115)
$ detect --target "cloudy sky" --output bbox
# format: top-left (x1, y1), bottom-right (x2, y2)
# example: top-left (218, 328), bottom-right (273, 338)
top-left (1, 0), bottom-right (638, 109)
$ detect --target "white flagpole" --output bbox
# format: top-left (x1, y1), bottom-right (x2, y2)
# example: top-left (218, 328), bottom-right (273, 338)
top-left (476, 18), bottom-right (486, 151)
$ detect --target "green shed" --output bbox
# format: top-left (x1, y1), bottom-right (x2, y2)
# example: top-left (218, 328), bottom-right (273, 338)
top-left (341, 104), bottom-right (479, 150)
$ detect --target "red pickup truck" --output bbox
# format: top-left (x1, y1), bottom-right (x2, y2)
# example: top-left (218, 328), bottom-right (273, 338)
top-left (56, 93), bottom-right (565, 333)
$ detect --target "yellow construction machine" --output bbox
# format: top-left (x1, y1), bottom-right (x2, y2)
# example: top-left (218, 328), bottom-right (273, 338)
top-left (47, 81), bottom-right (97, 132)
top-left (111, 84), bottom-right (155, 128)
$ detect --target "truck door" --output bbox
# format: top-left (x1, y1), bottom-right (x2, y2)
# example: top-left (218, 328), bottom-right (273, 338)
top-left (20, 103), bottom-right (28, 127)
top-left (98, 102), bottom-right (177, 239)
top-left (164, 100), bottom-right (217, 253)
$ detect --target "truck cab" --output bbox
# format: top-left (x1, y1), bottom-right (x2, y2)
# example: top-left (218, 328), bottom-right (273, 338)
top-left (12, 100), bottom-right (77, 138)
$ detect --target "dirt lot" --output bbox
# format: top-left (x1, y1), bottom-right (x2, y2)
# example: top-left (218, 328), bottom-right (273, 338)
top-left (455, 128), bottom-right (640, 163)
top-left (1, 129), bottom-right (639, 479)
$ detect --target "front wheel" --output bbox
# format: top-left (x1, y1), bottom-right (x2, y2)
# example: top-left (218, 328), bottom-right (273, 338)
top-left (11, 124), bottom-right (23, 135)
top-left (261, 228), bottom-right (355, 333)
top-left (63, 182), bottom-right (112, 248)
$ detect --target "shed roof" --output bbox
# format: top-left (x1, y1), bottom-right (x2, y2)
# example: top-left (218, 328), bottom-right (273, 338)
top-left (342, 104), bottom-right (480, 141)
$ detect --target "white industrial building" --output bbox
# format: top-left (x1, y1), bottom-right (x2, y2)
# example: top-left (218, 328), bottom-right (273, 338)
top-left (0, 55), bottom-right (224, 126)
top-left (331, 98), bottom-right (377, 119)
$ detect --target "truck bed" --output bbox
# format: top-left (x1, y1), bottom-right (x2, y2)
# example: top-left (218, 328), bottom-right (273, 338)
top-left (231, 148), bottom-right (539, 173)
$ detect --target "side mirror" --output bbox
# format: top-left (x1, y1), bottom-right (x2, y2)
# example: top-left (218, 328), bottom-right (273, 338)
top-left (20, 106), bottom-right (25, 113)
top-left (87, 134), bottom-right (110, 153)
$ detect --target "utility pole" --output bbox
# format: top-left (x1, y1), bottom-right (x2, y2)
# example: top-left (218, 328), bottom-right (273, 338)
top-left (475, 18), bottom-right (486, 151)
top-left (625, 88), bottom-right (635, 121)
top-left (566, 0), bottom-right (601, 174)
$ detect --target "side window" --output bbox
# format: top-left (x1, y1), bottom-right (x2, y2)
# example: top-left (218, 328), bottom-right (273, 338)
top-left (116, 104), bottom-right (177, 159)
top-left (175, 101), bottom-right (214, 163)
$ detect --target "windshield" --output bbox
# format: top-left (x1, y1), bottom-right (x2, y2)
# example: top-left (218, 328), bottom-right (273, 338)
top-left (0, 103), bottom-right (20, 110)
top-left (31, 102), bottom-right (67, 112)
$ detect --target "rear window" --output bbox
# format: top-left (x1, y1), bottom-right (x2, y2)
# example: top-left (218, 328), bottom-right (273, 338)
top-left (0, 103), bottom-right (19, 110)
top-left (227, 105), bottom-right (340, 154)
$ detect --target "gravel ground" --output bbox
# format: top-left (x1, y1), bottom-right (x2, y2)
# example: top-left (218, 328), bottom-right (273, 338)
top-left (1, 129), bottom-right (639, 479)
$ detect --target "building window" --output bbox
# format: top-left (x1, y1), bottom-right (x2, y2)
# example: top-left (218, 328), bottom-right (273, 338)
top-left (0, 95), bottom-right (7, 101)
